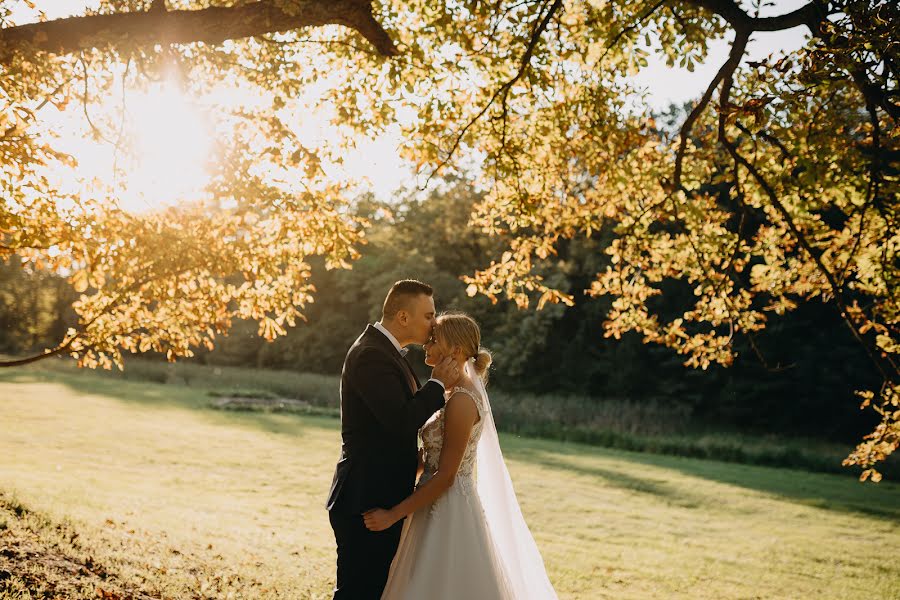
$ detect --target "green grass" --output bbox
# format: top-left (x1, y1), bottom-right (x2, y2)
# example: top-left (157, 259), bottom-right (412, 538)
top-left (1, 366), bottom-right (900, 599)
top-left (13, 357), bottom-right (888, 477)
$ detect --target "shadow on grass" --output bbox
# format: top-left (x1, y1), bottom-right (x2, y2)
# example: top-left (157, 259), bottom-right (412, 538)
top-left (503, 437), bottom-right (900, 523)
top-left (506, 443), bottom-right (705, 508)
top-left (6, 366), bottom-right (900, 523)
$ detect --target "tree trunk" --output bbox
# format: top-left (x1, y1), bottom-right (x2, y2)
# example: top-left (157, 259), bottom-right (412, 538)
top-left (0, 0), bottom-right (398, 64)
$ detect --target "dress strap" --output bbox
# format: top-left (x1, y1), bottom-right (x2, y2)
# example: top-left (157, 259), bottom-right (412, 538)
top-left (449, 386), bottom-right (483, 417)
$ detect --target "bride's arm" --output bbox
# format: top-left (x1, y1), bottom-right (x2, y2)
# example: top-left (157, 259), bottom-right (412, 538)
top-left (363, 392), bottom-right (479, 531)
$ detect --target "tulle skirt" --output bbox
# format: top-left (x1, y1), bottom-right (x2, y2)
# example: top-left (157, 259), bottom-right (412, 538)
top-left (382, 476), bottom-right (516, 600)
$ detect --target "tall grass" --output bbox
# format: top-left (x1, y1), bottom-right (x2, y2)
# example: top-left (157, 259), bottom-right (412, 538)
top-left (9, 357), bottom-right (895, 478)
top-left (78, 358), bottom-right (340, 407)
top-left (487, 390), bottom-right (871, 476)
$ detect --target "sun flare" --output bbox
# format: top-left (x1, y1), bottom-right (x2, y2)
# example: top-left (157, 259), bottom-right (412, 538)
top-left (124, 80), bottom-right (213, 210)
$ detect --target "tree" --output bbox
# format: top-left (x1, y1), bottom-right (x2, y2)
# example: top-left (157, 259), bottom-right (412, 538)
top-left (0, 0), bottom-right (896, 477)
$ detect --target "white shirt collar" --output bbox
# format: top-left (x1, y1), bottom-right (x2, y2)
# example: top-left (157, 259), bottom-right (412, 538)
top-left (374, 321), bottom-right (407, 356)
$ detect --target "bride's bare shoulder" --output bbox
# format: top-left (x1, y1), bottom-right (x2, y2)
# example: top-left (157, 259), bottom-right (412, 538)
top-left (446, 382), bottom-right (482, 422)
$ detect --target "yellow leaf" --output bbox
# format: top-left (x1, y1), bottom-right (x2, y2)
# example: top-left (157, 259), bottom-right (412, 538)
top-left (71, 270), bottom-right (89, 293)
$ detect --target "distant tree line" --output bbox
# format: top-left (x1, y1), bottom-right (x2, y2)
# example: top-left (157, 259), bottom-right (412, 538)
top-left (1, 180), bottom-right (881, 444)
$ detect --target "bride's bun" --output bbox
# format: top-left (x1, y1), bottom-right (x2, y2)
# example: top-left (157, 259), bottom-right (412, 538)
top-left (473, 348), bottom-right (492, 382)
top-left (434, 312), bottom-right (492, 383)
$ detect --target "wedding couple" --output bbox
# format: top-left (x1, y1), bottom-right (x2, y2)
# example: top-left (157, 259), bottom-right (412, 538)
top-left (326, 280), bottom-right (558, 599)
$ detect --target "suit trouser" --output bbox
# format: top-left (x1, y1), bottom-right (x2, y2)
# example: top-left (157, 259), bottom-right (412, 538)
top-left (329, 509), bottom-right (403, 600)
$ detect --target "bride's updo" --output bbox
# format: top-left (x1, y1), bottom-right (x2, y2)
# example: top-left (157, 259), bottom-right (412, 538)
top-left (434, 312), bottom-right (492, 382)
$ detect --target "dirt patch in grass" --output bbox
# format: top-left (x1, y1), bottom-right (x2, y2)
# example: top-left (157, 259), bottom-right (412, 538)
top-left (0, 493), bottom-right (159, 600)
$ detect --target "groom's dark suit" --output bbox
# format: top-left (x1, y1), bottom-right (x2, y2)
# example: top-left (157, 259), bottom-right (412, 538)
top-left (326, 325), bottom-right (445, 599)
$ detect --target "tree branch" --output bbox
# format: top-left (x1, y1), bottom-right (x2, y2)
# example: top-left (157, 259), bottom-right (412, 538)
top-left (849, 66), bottom-right (900, 124)
top-left (598, 0), bottom-right (667, 64)
top-left (839, 68), bottom-right (883, 290)
top-left (425, 0), bottom-right (563, 184)
top-left (681, 0), bottom-right (824, 33)
top-left (0, 260), bottom-right (201, 368)
top-left (79, 56), bottom-right (117, 147)
top-left (671, 30), bottom-right (749, 192)
top-left (734, 122), bottom-right (793, 163)
top-left (0, 335), bottom-right (79, 367)
top-left (716, 44), bottom-right (897, 385)
top-left (0, 0), bottom-right (398, 64)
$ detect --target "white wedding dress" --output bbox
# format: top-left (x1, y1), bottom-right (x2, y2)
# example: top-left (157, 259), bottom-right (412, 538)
top-left (382, 363), bottom-right (558, 600)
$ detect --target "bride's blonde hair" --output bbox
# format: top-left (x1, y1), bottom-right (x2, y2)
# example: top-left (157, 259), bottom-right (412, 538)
top-left (434, 312), bottom-right (492, 382)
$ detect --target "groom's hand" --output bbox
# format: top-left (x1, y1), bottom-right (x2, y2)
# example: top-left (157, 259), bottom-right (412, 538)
top-left (432, 356), bottom-right (461, 389)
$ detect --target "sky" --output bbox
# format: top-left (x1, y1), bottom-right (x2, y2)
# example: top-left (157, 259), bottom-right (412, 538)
top-left (8, 0), bottom-right (810, 209)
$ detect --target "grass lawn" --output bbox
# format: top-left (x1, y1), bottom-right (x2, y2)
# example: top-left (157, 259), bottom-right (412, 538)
top-left (1, 366), bottom-right (899, 599)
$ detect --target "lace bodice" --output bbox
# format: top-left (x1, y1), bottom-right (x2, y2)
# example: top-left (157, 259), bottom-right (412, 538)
top-left (419, 385), bottom-right (486, 489)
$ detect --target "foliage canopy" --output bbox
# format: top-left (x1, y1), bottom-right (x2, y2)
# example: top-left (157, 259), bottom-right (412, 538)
top-left (0, 0), bottom-right (897, 477)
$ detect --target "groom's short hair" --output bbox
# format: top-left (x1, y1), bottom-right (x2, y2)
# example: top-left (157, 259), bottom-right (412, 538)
top-left (383, 280), bottom-right (433, 320)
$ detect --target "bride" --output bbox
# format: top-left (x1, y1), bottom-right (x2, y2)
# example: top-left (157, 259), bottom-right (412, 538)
top-left (362, 312), bottom-right (558, 599)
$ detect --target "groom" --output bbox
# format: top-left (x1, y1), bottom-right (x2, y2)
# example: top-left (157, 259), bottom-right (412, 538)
top-left (326, 279), bottom-right (459, 599)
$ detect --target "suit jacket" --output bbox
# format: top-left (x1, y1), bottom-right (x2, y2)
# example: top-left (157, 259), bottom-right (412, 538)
top-left (326, 325), bottom-right (445, 514)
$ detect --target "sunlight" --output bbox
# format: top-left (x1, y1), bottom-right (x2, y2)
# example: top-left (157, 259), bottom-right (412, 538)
top-left (124, 79), bottom-right (213, 210)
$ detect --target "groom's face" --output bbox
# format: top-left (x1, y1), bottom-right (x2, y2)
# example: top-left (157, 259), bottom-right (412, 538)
top-left (404, 293), bottom-right (437, 345)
